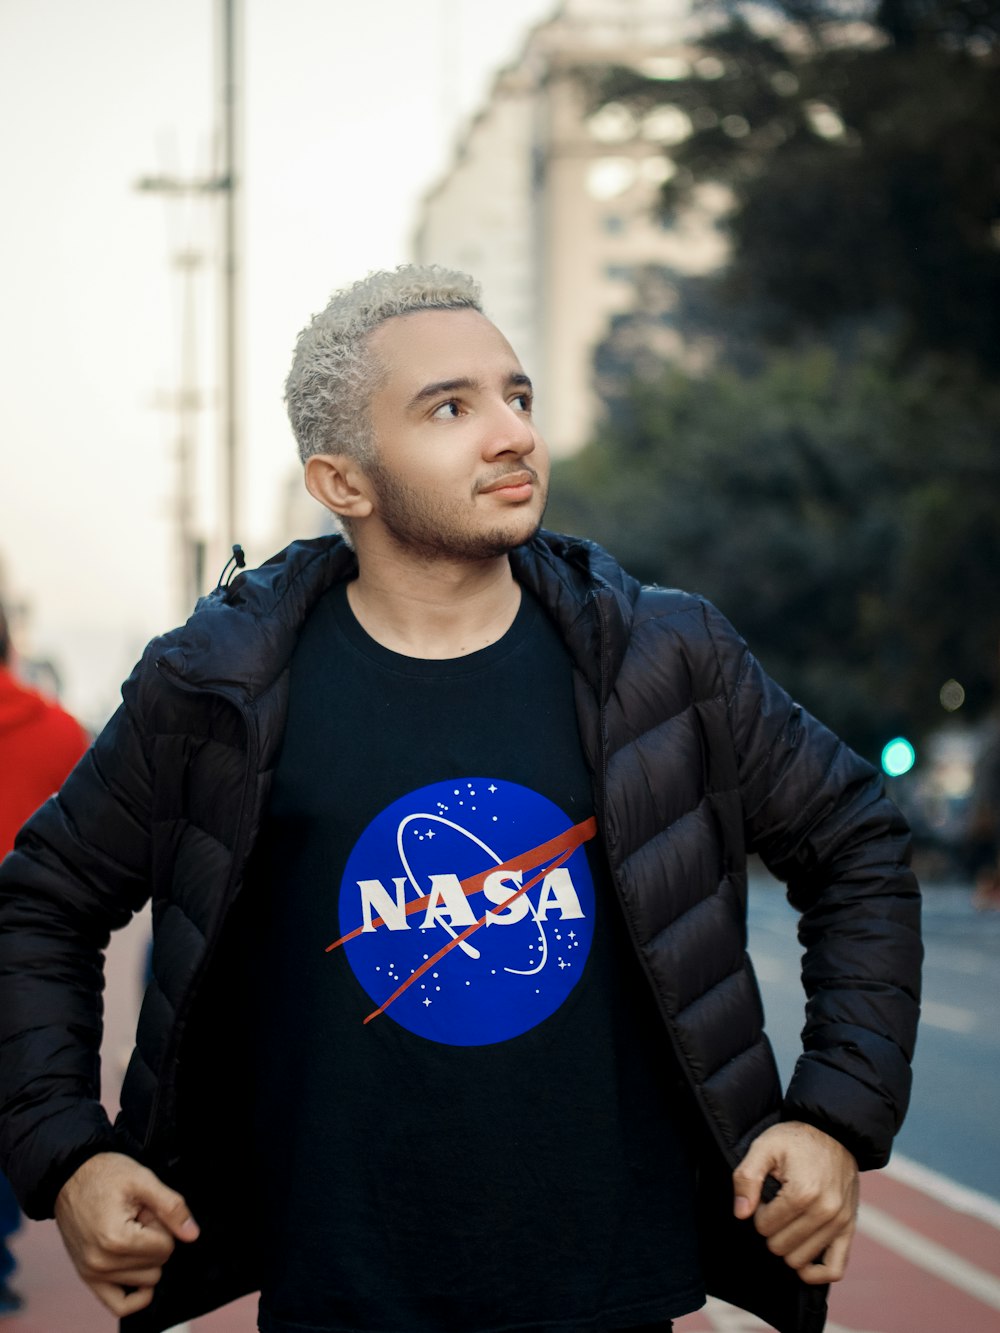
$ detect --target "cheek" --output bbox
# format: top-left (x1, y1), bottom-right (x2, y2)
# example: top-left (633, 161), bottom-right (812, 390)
top-left (532, 439), bottom-right (551, 483)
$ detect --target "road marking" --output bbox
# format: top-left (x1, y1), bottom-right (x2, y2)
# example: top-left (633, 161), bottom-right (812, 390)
top-left (857, 1202), bottom-right (1000, 1311)
top-left (697, 1295), bottom-right (880, 1331)
top-left (886, 1153), bottom-right (1000, 1229)
top-left (920, 998), bottom-right (977, 1032)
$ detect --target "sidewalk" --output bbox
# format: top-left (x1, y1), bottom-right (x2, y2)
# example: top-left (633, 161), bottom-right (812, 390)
top-left (6, 1216), bottom-right (255, 1332)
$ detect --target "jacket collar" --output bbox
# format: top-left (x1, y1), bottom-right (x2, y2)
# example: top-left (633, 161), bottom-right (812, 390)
top-left (511, 532), bottom-right (637, 700)
top-left (154, 531), bottom-right (637, 703)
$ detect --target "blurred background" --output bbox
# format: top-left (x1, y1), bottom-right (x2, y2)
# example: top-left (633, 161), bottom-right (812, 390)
top-left (0, 0), bottom-right (559, 723)
top-left (3, 0), bottom-right (998, 895)
top-left (3, 0), bottom-right (997, 894)
top-left (2, 3), bottom-right (999, 1327)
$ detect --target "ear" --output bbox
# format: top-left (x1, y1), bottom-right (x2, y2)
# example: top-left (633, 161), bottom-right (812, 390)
top-left (304, 454), bottom-right (374, 522)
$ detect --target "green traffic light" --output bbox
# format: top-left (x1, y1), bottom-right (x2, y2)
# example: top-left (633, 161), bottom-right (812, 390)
top-left (881, 737), bottom-right (916, 777)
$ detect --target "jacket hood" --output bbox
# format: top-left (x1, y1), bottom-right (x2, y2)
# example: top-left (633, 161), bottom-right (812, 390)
top-left (0, 666), bottom-right (52, 735)
top-left (153, 531), bottom-right (641, 702)
top-left (153, 537), bottom-right (357, 695)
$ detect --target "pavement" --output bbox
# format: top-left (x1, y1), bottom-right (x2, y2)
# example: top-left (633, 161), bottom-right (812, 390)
top-left (4, 899), bottom-right (1000, 1331)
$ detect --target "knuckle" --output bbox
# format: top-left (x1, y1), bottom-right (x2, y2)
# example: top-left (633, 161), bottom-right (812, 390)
top-left (779, 1181), bottom-right (811, 1210)
top-left (81, 1243), bottom-right (111, 1274)
top-left (814, 1195), bottom-right (840, 1224)
top-left (94, 1225), bottom-right (122, 1254)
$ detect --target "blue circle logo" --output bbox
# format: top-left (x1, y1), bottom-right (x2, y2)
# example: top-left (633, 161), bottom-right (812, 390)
top-left (328, 778), bottom-right (596, 1046)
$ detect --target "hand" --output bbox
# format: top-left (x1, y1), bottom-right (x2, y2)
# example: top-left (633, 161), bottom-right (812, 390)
top-left (732, 1120), bottom-right (859, 1284)
top-left (54, 1151), bottom-right (200, 1316)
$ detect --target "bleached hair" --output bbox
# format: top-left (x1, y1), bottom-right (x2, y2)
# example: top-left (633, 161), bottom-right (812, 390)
top-left (285, 264), bottom-right (483, 465)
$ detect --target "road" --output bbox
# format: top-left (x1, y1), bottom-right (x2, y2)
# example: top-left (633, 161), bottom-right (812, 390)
top-left (673, 870), bottom-right (1000, 1333)
top-left (745, 874), bottom-right (1000, 1201)
top-left (6, 875), bottom-right (1000, 1331)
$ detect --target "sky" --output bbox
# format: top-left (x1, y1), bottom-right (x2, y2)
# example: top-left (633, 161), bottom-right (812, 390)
top-left (0, 0), bottom-right (557, 724)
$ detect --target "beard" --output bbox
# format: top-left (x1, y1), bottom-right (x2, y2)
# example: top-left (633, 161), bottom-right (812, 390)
top-left (365, 460), bottom-right (547, 562)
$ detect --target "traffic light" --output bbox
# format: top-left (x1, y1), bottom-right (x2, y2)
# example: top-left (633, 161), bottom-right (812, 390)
top-left (881, 737), bottom-right (916, 778)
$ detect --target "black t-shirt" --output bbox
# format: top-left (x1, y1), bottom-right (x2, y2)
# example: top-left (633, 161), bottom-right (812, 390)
top-left (249, 583), bottom-right (705, 1333)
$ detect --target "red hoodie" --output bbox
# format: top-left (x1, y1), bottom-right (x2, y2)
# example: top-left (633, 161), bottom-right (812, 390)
top-left (0, 665), bottom-right (89, 858)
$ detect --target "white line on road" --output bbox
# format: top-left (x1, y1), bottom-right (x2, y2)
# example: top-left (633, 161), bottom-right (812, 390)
top-left (919, 998), bottom-right (977, 1033)
top-left (857, 1202), bottom-right (1000, 1312)
top-left (697, 1294), bottom-right (882, 1331)
top-left (885, 1153), bottom-right (1000, 1230)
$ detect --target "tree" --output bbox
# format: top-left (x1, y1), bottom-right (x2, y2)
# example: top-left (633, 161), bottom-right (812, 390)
top-left (550, 0), bottom-right (1000, 758)
top-left (588, 0), bottom-right (1000, 368)
top-left (548, 338), bottom-right (1000, 761)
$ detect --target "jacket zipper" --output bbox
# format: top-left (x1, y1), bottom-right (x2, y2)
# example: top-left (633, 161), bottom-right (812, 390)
top-left (588, 588), bottom-right (741, 1173)
top-left (142, 659), bottom-right (259, 1160)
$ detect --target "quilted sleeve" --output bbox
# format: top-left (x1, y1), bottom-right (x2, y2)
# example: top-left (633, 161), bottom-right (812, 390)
top-left (703, 600), bottom-right (922, 1170)
top-left (0, 685), bottom-right (153, 1218)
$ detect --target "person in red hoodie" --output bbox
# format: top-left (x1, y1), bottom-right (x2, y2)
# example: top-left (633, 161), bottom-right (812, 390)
top-left (0, 600), bottom-right (88, 1314)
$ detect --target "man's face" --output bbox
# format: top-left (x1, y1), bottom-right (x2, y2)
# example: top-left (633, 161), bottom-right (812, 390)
top-left (360, 308), bottom-right (549, 561)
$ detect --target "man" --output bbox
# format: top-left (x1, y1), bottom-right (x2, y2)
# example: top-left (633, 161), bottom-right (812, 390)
top-left (0, 266), bottom-right (921, 1333)
top-left (0, 601), bottom-right (89, 1313)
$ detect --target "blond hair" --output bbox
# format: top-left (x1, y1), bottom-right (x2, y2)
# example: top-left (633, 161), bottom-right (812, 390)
top-left (285, 264), bottom-right (483, 464)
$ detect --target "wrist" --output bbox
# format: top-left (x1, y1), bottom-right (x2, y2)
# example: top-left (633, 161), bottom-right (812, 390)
top-left (40, 1139), bottom-right (120, 1220)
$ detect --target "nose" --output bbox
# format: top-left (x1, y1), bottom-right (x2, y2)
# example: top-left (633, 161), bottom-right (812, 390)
top-left (483, 398), bottom-right (536, 460)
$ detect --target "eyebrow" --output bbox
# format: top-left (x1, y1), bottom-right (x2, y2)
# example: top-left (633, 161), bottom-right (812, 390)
top-left (405, 372), bottom-right (533, 412)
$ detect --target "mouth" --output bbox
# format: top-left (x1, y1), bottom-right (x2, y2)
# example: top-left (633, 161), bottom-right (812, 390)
top-left (477, 469), bottom-right (537, 501)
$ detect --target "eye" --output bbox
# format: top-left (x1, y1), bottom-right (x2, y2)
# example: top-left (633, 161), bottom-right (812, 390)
top-left (511, 392), bottom-right (533, 414)
top-left (431, 400), bottom-right (461, 420)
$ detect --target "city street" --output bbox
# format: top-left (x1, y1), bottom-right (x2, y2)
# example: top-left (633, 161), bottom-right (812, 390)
top-left (6, 876), bottom-right (999, 1331)
top-left (745, 876), bottom-right (1000, 1203)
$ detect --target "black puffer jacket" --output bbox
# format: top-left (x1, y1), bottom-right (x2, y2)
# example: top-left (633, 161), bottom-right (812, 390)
top-left (0, 532), bottom-right (921, 1333)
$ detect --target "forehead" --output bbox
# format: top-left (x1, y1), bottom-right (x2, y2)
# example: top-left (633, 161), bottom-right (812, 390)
top-left (367, 309), bottom-right (521, 393)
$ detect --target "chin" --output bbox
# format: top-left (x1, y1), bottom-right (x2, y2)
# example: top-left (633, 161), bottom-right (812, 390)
top-left (486, 510), bottom-right (545, 555)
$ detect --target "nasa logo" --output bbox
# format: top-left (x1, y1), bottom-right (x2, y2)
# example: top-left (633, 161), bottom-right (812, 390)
top-left (328, 777), bottom-right (597, 1046)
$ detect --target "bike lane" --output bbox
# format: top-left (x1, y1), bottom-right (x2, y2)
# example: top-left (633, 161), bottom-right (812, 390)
top-left (676, 1158), bottom-right (1000, 1332)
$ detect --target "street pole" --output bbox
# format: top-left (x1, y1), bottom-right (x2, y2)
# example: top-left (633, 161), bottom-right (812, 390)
top-left (219, 0), bottom-right (241, 554)
top-left (137, 0), bottom-right (242, 595)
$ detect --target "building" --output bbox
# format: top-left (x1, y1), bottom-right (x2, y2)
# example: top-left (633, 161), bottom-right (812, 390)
top-left (413, 0), bottom-right (732, 455)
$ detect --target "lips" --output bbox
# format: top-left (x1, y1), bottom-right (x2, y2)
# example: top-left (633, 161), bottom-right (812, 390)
top-left (478, 469), bottom-right (536, 495)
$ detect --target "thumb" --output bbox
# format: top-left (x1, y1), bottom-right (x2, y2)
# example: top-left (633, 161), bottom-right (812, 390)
top-left (133, 1173), bottom-right (200, 1243)
top-left (732, 1138), bottom-right (773, 1221)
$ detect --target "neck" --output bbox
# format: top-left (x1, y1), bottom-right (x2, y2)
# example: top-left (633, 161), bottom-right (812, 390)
top-left (346, 548), bottom-right (522, 659)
